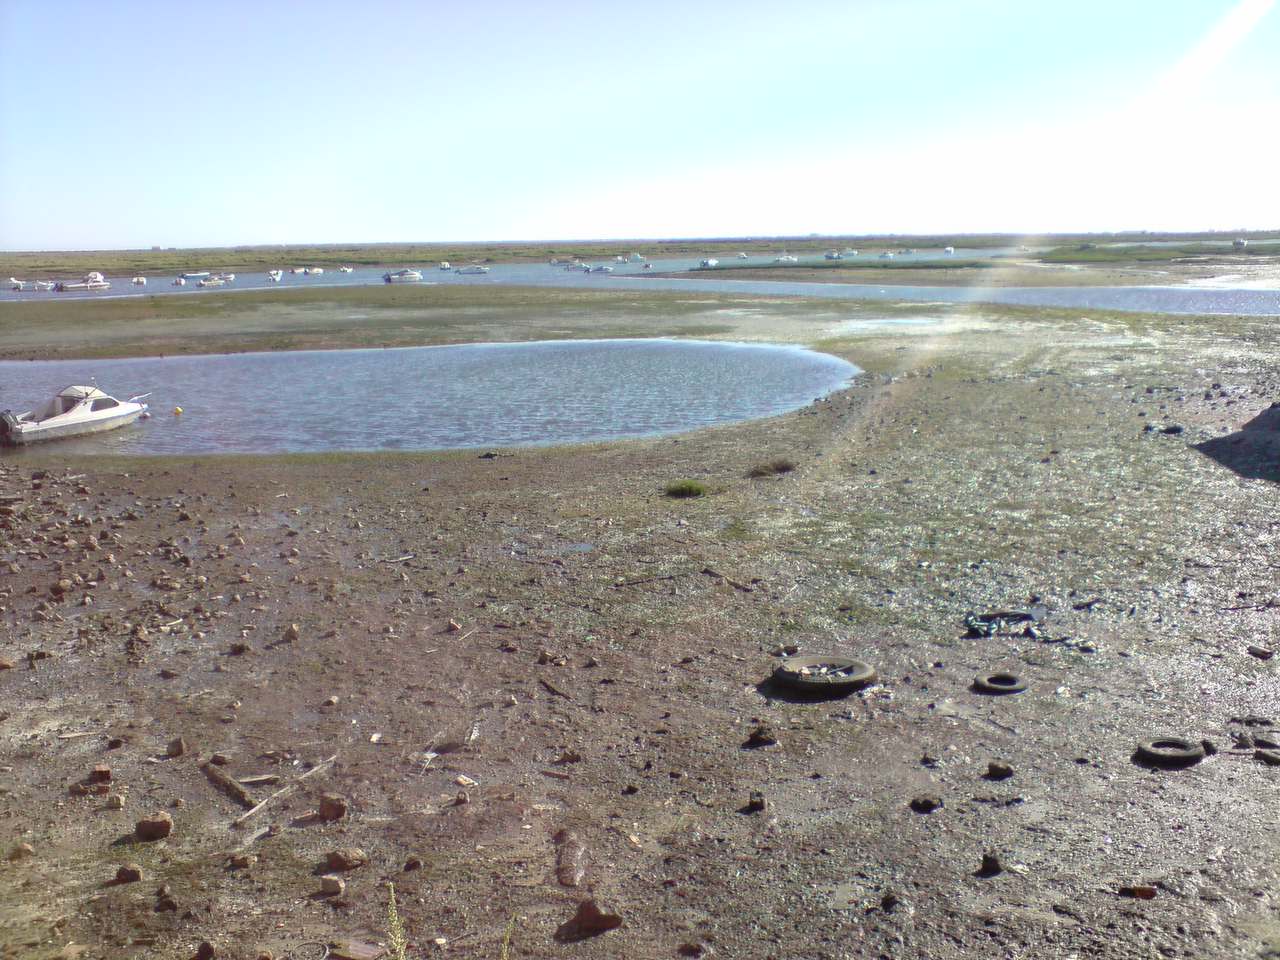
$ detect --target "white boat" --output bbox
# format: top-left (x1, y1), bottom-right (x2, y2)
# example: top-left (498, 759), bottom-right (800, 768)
top-left (773, 255), bottom-right (798, 264)
top-left (737, 252), bottom-right (748, 259)
top-left (131, 276), bottom-right (147, 286)
top-left (9, 278), bottom-right (26, 291)
top-left (944, 246), bottom-right (955, 255)
top-left (824, 251), bottom-right (843, 260)
top-left (699, 258), bottom-right (719, 268)
top-left (589, 265), bottom-right (613, 273)
top-left (879, 251), bottom-right (895, 259)
top-left (844, 248), bottom-right (859, 256)
top-left (197, 277), bottom-right (225, 287)
top-left (2, 384), bottom-right (150, 447)
top-left (215, 273), bottom-right (235, 282)
top-left (55, 272), bottom-right (110, 291)
top-left (338, 266), bottom-right (354, 273)
top-left (439, 261), bottom-right (451, 270)
top-left (291, 267), bottom-right (305, 274)
top-left (267, 269), bottom-right (283, 282)
top-left (307, 267), bottom-right (324, 275)
top-left (455, 265), bottom-right (490, 275)
top-left (33, 280), bottom-right (55, 291)
top-left (181, 271), bottom-right (210, 280)
top-left (383, 268), bottom-right (423, 283)
top-left (173, 277), bottom-right (186, 286)
top-left (613, 255), bottom-right (627, 263)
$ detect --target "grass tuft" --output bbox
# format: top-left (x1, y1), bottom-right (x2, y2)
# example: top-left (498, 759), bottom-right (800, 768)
top-left (664, 480), bottom-right (707, 499)
top-left (747, 458), bottom-right (796, 478)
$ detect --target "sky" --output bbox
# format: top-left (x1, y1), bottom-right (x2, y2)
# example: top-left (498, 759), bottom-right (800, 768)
top-left (1, 0), bottom-right (1277, 250)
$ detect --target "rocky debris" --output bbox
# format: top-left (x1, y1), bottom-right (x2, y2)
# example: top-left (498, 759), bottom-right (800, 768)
top-left (1119, 884), bottom-right (1158, 899)
top-left (196, 942), bottom-right (216, 960)
top-left (282, 623), bottom-right (300, 643)
top-left (8, 843), bottom-right (34, 861)
top-left (135, 811), bottom-right (174, 841)
top-left (742, 724), bottom-right (778, 749)
top-left (1256, 748), bottom-right (1280, 766)
top-left (678, 944), bottom-right (712, 958)
top-left (87, 765), bottom-right (112, 784)
top-left (1247, 645), bottom-right (1274, 660)
top-left (106, 795), bottom-right (125, 810)
top-left (985, 761), bottom-right (1015, 781)
top-left (114, 864), bottom-right (143, 884)
top-left (320, 874), bottom-right (346, 896)
top-left (555, 899), bottom-right (623, 942)
top-left (317, 794), bottom-right (348, 821)
top-left (909, 795), bottom-right (943, 814)
top-left (325, 847), bottom-right (368, 871)
top-left (166, 737), bottom-right (188, 758)
top-left (555, 829), bottom-right (587, 887)
top-left (977, 853), bottom-right (1004, 877)
top-left (202, 762), bottom-right (255, 808)
top-left (227, 853), bottom-right (256, 869)
top-left (741, 791), bottom-right (768, 814)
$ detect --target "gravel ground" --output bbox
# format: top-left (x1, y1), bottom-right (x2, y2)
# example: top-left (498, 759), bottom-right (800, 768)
top-left (2, 304), bottom-right (1279, 960)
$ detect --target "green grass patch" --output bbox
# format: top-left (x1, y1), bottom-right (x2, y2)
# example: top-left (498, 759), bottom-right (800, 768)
top-left (665, 480), bottom-right (708, 499)
top-left (748, 458), bottom-right (796, 478)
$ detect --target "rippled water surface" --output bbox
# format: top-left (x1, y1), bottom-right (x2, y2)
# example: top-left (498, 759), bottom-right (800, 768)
top-left (0, 339), bottom-right (856, 455)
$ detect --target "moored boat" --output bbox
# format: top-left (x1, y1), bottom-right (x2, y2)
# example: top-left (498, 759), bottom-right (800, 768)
top-left (699, 258), bottom-right (719, 268)
top-left (455, 265), bottom-right (490, 275)
top-left (1, 384), bottom-right (150, 447)
top-left (55, 271), bottom-right (110, 291)
top-left (197, 276), bottom-right (226, 287)
top-left (383, 268), bottom-right (423, 283)
top-left (267, 269), bottom-right (283, 282)
top-left (338, 266), bottom-right (354, 273)
top-left (131, 276), bottom-right (147, 285)
top-left (181, 271), bottom-right (210, 280)
top-left (439, 262), bottom-right (451, 270)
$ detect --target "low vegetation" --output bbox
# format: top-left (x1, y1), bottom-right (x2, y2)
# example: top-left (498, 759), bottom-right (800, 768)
top-left (664, 479), bottom-right (708, 498)
top-left (747, 458), bottom-right (796, 478)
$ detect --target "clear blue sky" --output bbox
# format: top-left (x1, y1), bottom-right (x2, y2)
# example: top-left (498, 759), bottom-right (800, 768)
top-left (2, 0), bottom-right (1276, 250)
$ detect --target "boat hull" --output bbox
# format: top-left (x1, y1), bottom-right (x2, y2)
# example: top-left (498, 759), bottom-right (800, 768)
top-left (1, 408), bottom-right (144, 446)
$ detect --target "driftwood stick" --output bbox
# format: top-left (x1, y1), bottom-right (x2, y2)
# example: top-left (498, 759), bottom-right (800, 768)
top-left (202, 762), bottom-right (256, 809)
top-left (230, 754), bottom-right (337, 828)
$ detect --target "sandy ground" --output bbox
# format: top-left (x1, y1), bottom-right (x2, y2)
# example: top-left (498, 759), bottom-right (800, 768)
top-left (3, 300), bottom-right (1280, 960)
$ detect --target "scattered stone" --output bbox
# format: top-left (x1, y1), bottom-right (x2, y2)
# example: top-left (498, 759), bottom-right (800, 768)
top-left (227, 853), bottom-right (256, 869)
top-left (8, 842), bottom-right (34, 861)
top-left (1119, 884), bottom-right (1158, 899)
top-left (1247, 645), bottom-right (1274, 661)
top-left (909, 795), bottom-right (942, 814)
top-left (741, 791), bottom-right (768, 814)
top-left (742, 724), bottom-right (778, 749)
top-left (115, 864), bottom-right (143, 884)
top-left (555, 899), bottom-right (623, 942)
top-left (329, 941), bottom-right (385, 960)
top-left (1256, 748), bottom-right (1280, 767)
top-left (282, 623), bottom-right (300, 643)
top-left (325, 847), bottom-right (368, 871)
top-left (318, 794), bottom-right (348, 821)
top-left (209, 753), bottom-right (229, 766)
top-left (106, 795), bottom-right (125, 810)
top-left (322, 695), bottom-right (339, 707)
top-left (977, 852), bottom-right (1003, 877)
top-left (166, 737), bottom-right (188, 758)
top-left (135, 811), bottom-right (174, 841)
top-left (677, 945), bottom-right (712, 958)
top-left (88, 765), bottom-right (112, 784)
top-left (403, 856), bottom-right (423, 872)
top-left (196, 942), bottom-right (216, 960)
top-left (0, 658), bottom-right (13, 670)
top-left (985, 761), bottom-right (1015, 781)
top-left (555, 829), bottom-right (587, 887)
top-left (320, 874), bottom-right (346, 896)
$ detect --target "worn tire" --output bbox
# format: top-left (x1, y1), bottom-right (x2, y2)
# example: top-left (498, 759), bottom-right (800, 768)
top-left (1135, 737), bottom-right (1206, 768)
top-left (774, 656), bottom-right (877, 692)
top-left (972, 672), bottom-right (1028, 695)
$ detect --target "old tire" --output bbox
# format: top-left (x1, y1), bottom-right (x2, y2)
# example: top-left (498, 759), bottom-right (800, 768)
top-left (972, 672), bottom-right (1028, 695)
top-left (774, 656), bottom-right (876, 693)
top-left (1135, 737), bottom-right (1206, 768)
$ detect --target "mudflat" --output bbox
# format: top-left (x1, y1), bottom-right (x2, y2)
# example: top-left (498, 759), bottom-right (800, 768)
top-left (2, 294), bottom-right (1280, 959)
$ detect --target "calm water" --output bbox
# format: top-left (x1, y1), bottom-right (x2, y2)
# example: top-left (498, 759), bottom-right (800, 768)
top-left (0, 339), bottom-right (856, 455)
top-left (4, 251), bottom-right (1277, 315)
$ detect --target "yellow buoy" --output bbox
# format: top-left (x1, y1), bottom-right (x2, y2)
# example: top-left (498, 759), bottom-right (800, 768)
top-left (173, 406), bottom-right (183, 415)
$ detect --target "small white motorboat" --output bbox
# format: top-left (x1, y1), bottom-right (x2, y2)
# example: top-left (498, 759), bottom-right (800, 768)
top-left (338, 266), bottom-right (354, 273)
top-left (455, 265), bottom-right (490, 275)
top-left (131, 276), bottom-right (147, 286)
top-left (439, 261), bottom-right (452, 270)
top-left (215, 273), bottom-right (235, 282)
top-left (589, 265), bottom-right (613, 273)
top-left (699, 258), bottom-right (719, 268)
top-left (824, 250), bottom-right (843, 261)
top-left (291, 267), bottom-right (304, 274)
top-left (773, 255), bottom-right (798, 264)
top-left (306, 267), bottom-right (324, 275)
top-left (383, 268), bottom-right (423, 283)
top-left (944, 246), bottom-right (955, 255)
top-left (181, 271), bottom-right (210, 280)
top-left (55, 271), bottom-right (110, 291)
top-left (2, 384), bottom-right (150, 447)
top-left (173, 277), bottom-right (186, 286)
top-left (737, 252), bottom-right (748, 259)
top-left (267, 269), bottom-right (283, 282)
top-left (33, 280), bottom-right (55, 291)
top-left (197, 276), bottom-right (226, 287)
top-left (9, 278), bottom-right (26, 291)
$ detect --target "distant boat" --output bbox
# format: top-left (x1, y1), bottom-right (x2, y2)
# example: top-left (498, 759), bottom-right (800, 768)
top-left (844, 248), bottom-right (859, 256)
top-left (383, 268), bottom-right (423, 283)
top-left (824, 250), bottom-right (843, 261)
top-left (9, 278), bottom-right (26, 291)
top-left (197, 276), bottom-right (226, 287)
top-left (181, 271), bottom-right (210, 280)
top-left (290, 267), bottom-right (305, 274)
top-left (699, 258), bottom-right (719, 268)
top-left (131, 276), bottom-right (147, 286)
top-left (589, 265), bottom-right (613, 273)
top-left (773, 254), bottom-right (798, 264)
top-left (338, 266), bottom-right (354, 273)
top-left (455, 265), bottom-right (490, 275)
top-left (33, 280), bottom-right (54, 291)
top-left (305, 267), bottom-right (324, 275)
top-left (613, 255), bottom-right (626, 263)
top-left (55, 271), bottom-right (110, 291)
top-left (879, 251), bottom-right (895, 260)
top-left (737, 252), bottom-right (748, 259)
top-left (439, 261), bottom-right (451, 270)
top-left (215, 273), bottom-right (235, 282)
top-left (1234, 238), bottom-right (1249, 250)
top-left (173, 277), bottom-right (186, 286)
top-left (944, 246), bottom-right (955, 255)
top-left (267, 269), bottom-right (283, 282)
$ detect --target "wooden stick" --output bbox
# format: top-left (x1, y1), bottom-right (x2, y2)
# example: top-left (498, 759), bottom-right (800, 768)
top-left (202, 762), bottom-right (256, 809)
top-left (230, 754), bottom-right (336, 828)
